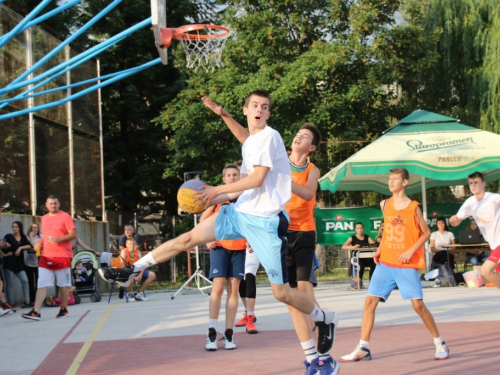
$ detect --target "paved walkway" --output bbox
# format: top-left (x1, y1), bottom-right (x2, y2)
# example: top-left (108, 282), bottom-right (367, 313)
top-left (1, 282), bottom-right (499, 374)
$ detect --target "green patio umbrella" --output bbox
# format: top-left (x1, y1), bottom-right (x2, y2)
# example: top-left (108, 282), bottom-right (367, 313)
top-left (320, 109), bottom-right (500, 193)
top-left (319, 110), bottom-right (500, 218)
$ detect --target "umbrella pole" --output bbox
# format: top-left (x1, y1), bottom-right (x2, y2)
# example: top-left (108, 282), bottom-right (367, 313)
top-left (421, 176), bottom-right (431, 271)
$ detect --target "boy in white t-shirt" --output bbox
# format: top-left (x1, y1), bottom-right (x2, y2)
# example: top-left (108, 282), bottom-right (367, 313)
top-left (99, 91), bottom-right (339, 367)
top-left (450, 171), bottom-right (500, 288)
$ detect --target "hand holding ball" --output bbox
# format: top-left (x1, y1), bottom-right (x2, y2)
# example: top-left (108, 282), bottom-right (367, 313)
top-left (177, 180), bottom-right (208, 214)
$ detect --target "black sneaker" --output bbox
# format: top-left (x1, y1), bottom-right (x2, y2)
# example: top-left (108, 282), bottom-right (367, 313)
top-left (22, 309), bottom-right (41, 321)
top-left (119, 287), bottom-right (124, 299)
top-left (98, 266), bottom-right (136, 287)
top-left (315, 311), bottom-right (338, 354)
top-left (205, 327), bottom-right (218, 351)
top-left (56, 307), bottom-right (69, 318)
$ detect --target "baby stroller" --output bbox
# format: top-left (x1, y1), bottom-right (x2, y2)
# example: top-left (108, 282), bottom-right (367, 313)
top-left (72, 251), bottom-right (102, 303)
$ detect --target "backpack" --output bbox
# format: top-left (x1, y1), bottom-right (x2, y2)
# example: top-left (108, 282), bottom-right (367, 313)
top-left (437, 264), bottom-right (456, 287)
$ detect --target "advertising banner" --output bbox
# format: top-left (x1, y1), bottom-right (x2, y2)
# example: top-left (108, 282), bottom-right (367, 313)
top-left (315, 203), bottom-right (467, 245)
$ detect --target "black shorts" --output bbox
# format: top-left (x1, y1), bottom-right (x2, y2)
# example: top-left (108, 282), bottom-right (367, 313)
top-left (286, 231), bottom-right (316, 288)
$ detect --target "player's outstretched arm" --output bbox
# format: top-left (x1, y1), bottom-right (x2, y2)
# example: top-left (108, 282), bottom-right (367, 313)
top-left (201, 97), bottom-right (249, 144)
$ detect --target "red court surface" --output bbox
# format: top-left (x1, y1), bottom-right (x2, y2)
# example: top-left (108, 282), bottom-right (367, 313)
top-left (34, 320), bottom-right (500, 375)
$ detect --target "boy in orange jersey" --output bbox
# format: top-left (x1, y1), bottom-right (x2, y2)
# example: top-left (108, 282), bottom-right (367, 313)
top-left (341, 168), bottom-right (449, 362)
top-left (201, 164), bottom-right (248, 351)
top-left (118, 238), bottom-right (156, 301)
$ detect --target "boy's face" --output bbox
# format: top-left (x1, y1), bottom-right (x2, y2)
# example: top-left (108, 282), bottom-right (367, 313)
top-left (292, 129), bottom-right (316, 153)
top-left (388, 173), bottom-right (407, 192)
top-left (222, 167), bottom-right (240, 185)
top-left (126, 241), bottom-right (136, 251)
top-left (468, 177), bottom-right (485, 195)
top-left (243, 95), bottom-right (270, 131)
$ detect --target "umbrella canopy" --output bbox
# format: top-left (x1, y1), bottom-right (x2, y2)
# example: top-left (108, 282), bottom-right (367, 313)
top-left (319, 110), bottom-right (500, 196)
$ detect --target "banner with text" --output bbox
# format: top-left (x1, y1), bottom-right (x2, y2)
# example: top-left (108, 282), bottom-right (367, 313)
top-left (315, 203), bottom-right (466, 245)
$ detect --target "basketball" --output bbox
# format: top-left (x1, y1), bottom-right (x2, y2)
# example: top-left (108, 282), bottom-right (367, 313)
top-left (177, 179), bottom-right (207, 214)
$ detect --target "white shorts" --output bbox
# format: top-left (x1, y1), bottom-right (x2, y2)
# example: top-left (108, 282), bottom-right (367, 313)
top-left (245, 247), bottom-right (260, 276)
top-left (38, 267), bottom-right (72, 288)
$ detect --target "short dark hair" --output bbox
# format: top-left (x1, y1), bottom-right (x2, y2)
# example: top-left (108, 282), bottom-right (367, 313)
top-left (47, 194), bottom-right (59, 201)
top-left (299, 123), bottom-right (321, 148)
top-left (435, 217), bottom-right (448, 232)
top-left (222, 163), bottom-right (240, 176)
top-left (468, 171), bottom-right (485, 182)
top-left (244, 90), bottom-right (271, 109)
top-left (355, 222), bottom-right (364, 228)
top-left (389, 168), bottom-right (410, 182)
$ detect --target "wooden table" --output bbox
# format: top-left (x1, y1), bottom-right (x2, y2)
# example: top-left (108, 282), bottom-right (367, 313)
top-left (441, 244), bottom-right (490, 269)
top-left (344, 246), bottom-right (378, 290)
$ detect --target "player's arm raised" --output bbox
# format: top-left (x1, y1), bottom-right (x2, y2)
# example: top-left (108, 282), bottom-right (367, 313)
top-left (202, 97), bottom-right (249, 144)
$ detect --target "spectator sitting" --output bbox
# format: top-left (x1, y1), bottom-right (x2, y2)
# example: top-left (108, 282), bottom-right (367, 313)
top-left (465, 218), bottom-right (488, 266)
top-left (73, 260), bottom-right (89, 283)
top-left (342, 222), bottom-right (377, 282)
top-left (118, 237), bottom-right (155, 301)
top-left (430, 217), bottom-right (456, 271)
top-left (118, 224), bottom-right (143, 252)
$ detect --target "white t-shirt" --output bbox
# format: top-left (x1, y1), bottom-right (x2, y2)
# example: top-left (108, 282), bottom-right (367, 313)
top-left (457, 192), bottom-right (500, 249)
top-left (429, 231), bottom-right (455, 250)
top-left (235, 126), bottom-right (291, 217)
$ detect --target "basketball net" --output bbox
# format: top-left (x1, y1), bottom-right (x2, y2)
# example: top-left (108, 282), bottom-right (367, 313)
top-left (176, 25), bottom-right (229, 72)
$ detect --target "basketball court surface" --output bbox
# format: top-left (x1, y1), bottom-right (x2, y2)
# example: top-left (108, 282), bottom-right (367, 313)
top-left (1, 282), bottom-right (498, 374)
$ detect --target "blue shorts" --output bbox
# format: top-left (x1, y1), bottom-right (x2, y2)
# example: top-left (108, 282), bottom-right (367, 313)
top-left (215, 203), bottom-right (289, 285)
top-left (209, 247), bottom-right (246, 280)
top-left (367, 263), bottom-right (423, 302)
top-left (141, 270), bottom-right (151, 283)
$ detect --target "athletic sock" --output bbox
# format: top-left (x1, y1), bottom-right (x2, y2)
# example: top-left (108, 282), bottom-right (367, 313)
top-left (360, 339), bottom-right (370, 349)
top-left (133, 252), bottom-right (157, 272)
top-left (433, 336), bottom-right (443, 345)
top-left (309, 305), bottom-right (325, 322)
top-left (301, 339), bottom-right (318, 363)
top-left (209, 319), bottom-right (218, 330)
top-left (247, 311), bottom-right (254, 316)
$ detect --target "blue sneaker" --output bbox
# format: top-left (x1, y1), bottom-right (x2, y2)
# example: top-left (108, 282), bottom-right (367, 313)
top-left (302, 360), bottom-right (317, 375)
top-left (316, 356), bottom-right (340, 375)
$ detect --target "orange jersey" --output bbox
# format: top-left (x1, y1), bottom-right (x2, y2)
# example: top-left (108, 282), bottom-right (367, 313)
top-left (208, 202), bottom-right (246, 251)
top-left (379, 197), bottom-right (425, 269)
top-left (285, 162), bottom-right (316, 231)
top-left (118, 248), bottom-right (140, 267)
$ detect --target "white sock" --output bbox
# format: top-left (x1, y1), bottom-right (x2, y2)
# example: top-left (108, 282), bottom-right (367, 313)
top-left (309, 306), bottom-right (325, 321)
top-left (133, 252), bottom-right (157, 272)
top-left (209, 318), bottom-right (218, 329)
top-left (301, 339), bottom-right (318, 363)
top-left (433, 336), bottom-right (443, 345)
top-left (360, 340), bottom-right (370, 349)
top-left (247, 311), bottom-right (254, 316)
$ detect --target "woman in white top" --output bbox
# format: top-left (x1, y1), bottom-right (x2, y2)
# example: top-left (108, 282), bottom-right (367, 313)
top-left (27, 223), bottom-right (42, 306)
top-left (430, 217), bottom-right (456, 270)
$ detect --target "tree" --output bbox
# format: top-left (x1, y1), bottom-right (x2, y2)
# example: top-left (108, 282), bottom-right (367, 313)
top-left (158, 0), bottom-right (440, 208)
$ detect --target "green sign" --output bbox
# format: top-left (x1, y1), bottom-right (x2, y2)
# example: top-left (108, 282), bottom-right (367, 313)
top-left (315, 203), bottom-right (467, 245)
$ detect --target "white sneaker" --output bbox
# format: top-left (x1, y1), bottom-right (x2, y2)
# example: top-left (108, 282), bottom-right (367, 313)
top-left (0, 308), bottom-right (12, 317)
top-left (205, 328), bottom-right (218, 351)
top-left (127, 293), bottom-right (136, 302)
top-left (223, 329), bottom-right (237, 350)
top-left (134, 291), bottom-right (148, 301)
top-left (340, 344), bottom-right (372, 362)
top-left (435, 341), bottom-right (449, 360)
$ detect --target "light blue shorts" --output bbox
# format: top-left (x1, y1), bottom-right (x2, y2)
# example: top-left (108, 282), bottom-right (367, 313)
top-left (215, 203), bottom-right (289, 284)
top-left (367, 263), bottom-right (423, 302)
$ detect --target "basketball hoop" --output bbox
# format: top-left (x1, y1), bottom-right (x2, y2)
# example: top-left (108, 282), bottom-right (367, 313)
top-left (159, 24), bottom-right (230, 72)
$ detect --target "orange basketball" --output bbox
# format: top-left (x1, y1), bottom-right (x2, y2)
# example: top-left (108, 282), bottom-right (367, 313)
top-left (177, 179), bottom-right (207, 214)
